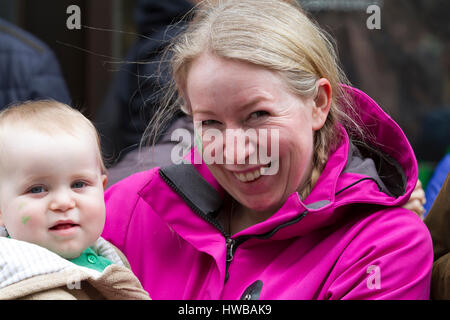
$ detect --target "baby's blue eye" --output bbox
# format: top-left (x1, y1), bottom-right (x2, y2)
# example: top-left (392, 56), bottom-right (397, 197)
top-left (29, 186), bottom-right (45, 194)
top-left (71, 181), bottom-right (86, 189)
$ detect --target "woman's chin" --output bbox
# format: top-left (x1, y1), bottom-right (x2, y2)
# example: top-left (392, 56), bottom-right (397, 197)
top-left (237, 198), bottom-right (281, 217)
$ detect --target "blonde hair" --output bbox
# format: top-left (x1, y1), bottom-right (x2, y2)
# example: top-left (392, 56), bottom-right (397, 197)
top-left (0, 100), bottom-right (106, 174)
top-left (146, 0), bottom-right (365, 198)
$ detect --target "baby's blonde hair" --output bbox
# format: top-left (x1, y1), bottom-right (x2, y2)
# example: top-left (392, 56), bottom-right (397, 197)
top-left (0, 100), bottom-right (106, 174)
top-left (146, 0), bottom-right (365, 197)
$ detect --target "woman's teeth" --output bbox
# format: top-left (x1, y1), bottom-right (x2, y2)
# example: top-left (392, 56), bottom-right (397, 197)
top-left (233, 167), bottom-right (263, 182)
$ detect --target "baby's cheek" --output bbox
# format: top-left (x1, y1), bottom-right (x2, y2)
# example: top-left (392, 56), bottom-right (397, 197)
top-left (20, 215), bottom-right (32, 225)
top-left (3, 204), bottom-right (27, 234)
top-left (16, 211), bottom-right (43, 236)
top-left (8, 216), bottom-right (38, 242)
top-left (17, 204), bottom-right (37, 229)
top-left (17, 214), bottom-right (40, 235)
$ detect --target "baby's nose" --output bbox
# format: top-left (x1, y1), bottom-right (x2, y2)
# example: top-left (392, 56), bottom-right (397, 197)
top-left (49, 190), bottom-right (75, 212)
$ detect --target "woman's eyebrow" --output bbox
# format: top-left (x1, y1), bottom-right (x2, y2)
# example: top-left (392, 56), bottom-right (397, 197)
top-left (239, 95), bottom-right (272, 110)
top-left (194, 94), bottom-right (273, 115)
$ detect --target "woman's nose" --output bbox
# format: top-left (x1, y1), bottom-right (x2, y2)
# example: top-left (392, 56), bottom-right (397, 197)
top-left (223, 129), bottom-right (258, 165)
top-left (49, 190), bottom-right (76, 212)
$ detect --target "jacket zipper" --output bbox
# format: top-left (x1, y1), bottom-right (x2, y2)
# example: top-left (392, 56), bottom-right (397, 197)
top-left (223, 211), bottom-right (308, 282)
top-left (225, 211), bottom-right (308, 263)
top-left (159, 169), bottom-right (228, 237)
top-left (159, 169), bottom-right (309, 283)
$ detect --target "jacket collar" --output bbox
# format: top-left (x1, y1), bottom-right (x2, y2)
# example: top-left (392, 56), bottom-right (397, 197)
top-left (142, 85), bottom-right (417, 240)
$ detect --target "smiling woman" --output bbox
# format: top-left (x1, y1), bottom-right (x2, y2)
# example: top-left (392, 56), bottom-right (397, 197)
top-left (102, 0), bottom-right (433, 300)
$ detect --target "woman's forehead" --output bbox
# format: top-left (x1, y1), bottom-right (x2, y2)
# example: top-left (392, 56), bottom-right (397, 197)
top-left (188, 54), bottom-right (279, 83)
top-left (186, 55), bottom-right (286, 105)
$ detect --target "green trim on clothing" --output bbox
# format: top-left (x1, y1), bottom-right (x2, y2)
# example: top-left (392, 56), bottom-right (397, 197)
top-left (68, 247), bottom-right (113, 272)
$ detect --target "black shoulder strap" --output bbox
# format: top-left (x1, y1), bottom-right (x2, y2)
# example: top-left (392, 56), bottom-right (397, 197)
top-left (159, 164), bottom-right (222, 217)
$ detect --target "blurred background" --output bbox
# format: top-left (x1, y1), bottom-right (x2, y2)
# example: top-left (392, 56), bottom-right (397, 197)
top-left (0, 0), bottom-right (449, 188)
top-left (0, 0), bottom-right (138, 119)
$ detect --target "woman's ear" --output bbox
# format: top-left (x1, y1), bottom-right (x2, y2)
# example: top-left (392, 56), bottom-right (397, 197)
top-left (311, 78), bottom-right (332, 131)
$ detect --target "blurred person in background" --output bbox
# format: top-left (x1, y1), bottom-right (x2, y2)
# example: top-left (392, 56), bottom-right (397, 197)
top-left (424, 152), bottom-right (450, 217)
top-left (425, 172), bottom-right (450, 299)
top-left (0, 18), bottom-right (71, 109)
top-left (96, 0), bottom-right (197, 187)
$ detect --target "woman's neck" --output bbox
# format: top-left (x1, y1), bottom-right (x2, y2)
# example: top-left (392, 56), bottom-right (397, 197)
top-left (230, 202), bottom-right (275, 235)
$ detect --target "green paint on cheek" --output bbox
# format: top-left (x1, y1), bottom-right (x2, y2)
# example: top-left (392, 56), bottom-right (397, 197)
top-left (21, 216), bottom-right (31, 225)
top-left (18, 202), bottom-right (27, 211)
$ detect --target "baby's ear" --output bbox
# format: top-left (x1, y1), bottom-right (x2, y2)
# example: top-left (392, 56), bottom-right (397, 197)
top-left (0, 205), bottom-right (3, 226)
top-left (101, 175), bottom-right (108, 190)
top-left (0, 210), bottom-right (5, 232)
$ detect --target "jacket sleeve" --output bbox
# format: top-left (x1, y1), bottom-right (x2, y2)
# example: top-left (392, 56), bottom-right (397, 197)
top-left (101, 176), bottom-right (142, 254)
top-left (101, 170), bottom-right (155, 255)
top-left (425, 172), bottom-right (450, 260)
top-left (430, 252), bottom-right (450, 299)
top-left (327, 208), bottom-right (433, 300)
top-left (424, 155), bottom-right (450, 216)
top-left (424, 172), bottom-right (450, 299)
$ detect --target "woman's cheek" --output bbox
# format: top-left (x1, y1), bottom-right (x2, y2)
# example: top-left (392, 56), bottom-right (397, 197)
top-left (201, 133), bottom-right (224, 165)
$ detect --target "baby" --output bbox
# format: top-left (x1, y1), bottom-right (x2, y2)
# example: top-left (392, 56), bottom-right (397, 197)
top-left (0, 100), bottom-right (150, 300)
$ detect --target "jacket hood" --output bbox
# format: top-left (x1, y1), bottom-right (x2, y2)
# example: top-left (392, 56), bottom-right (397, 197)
top-left (135, 0), bottom-right (194, 36)
top-left (157, 85), bottom-right (418, 240)
top-left (259, 85), bottom-right (418, 239)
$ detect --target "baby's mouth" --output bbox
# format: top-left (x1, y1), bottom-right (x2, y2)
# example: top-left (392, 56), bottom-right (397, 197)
top-left (49, 221), bottom-right (79, 231)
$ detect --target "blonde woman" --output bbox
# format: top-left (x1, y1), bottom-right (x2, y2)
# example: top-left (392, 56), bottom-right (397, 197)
top-left (102, 0), bottom-right (432, 299)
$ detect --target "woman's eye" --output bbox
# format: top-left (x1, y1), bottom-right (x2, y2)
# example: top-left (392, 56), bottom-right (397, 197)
top-left (71, 181), bottom-right (86, 189)
top-left (201, 119), bottom-right (220, 126)
top-left (28, 186), bottom-right (46, 194)
top-left (249, 111), bottom-right (269, 120)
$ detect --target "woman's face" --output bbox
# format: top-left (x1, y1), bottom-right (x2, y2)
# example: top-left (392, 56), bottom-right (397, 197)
top-left (185, 53), bottom-right (330, 215)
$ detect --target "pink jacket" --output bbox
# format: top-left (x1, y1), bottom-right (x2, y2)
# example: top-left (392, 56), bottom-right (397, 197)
top-left (102, 86), bottom-right (433, 300)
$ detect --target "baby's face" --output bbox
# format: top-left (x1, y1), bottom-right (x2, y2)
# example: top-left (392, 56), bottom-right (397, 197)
top-left (0, 127), bottom-right (107, 259)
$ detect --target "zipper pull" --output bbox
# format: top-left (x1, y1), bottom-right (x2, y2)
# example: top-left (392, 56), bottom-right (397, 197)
top-left (226, 237), bottom-right (235, 263)
top-left (225, 237), bottom-right (236, 282)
